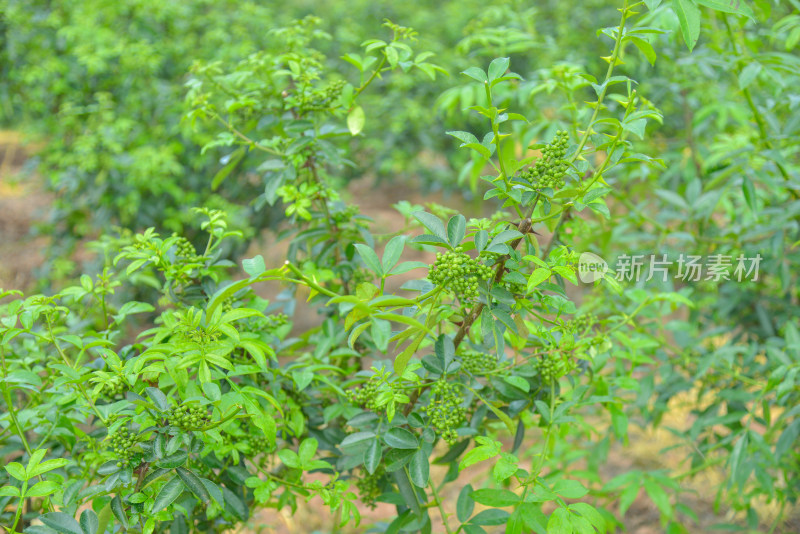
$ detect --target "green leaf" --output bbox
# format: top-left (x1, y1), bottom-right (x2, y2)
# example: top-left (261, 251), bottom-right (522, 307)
top-left (487, 57), bottom-right (510, 82)
top-left (672, 0), bottom-right (701, 51)
top-left (111, 495), bottom-right (128, 528)
top-left (298, 438), bottom-right (318, 466)
top-left (364, 439), bottom-right (382, 475)
top-left (383, 428), bottom-right (419, 449)
top-left (643, 477), bottom-right (672, 518)
top-left (470, 509), bottom-right (510, 526)
top-left (447, 214), bottom-right (467, 247)
top-left (408, 449), bottom-right (430, 488)
top-left (695, 0), bottom-right (754, 18)
top-left (457, 484), bottom-right (475, 522)
top-left (222, 486), bottom-right (248, 519)
top-left (382, 236), bottom-right (405, 272)
top-left (4, 462), bottom-right (25, 481)
top-left (0, 486), bottom-right (20, 497)
top-left (413, 211), bottom-right (448, 242)
top-left (355, 244), bottom-right (384, 276)
top-left (394, 331), bottom-right (425, 375)
top-left (40, 512), bottom-right (84, 534)
top-left (176, 467), bottom-right (211, 505)
top-left (347, 105), bottom-right (365, 135)
top-left (145, 387), bottom-right (170, 412)
top-left (630, 37), bottom-right (657, 66)
top-left (278, 449), bottom-right (300, 468)
top-left (546, 507), bottom-right (573, 534)
top-left (470, 488), bottom-right (521, 507)
top-left (527, 268), bottom-right (551, 291)
top-left (157, 450), bottom-right (188, 469)
top-left (569, 503), bottom-right (606, 534)
top-left (742, 176), bottom-right (757, 212)
top-left (151, 476), bottom-right (185, 513)
top-left (26, 480), bottom-right (59, 498)
top-left (80, 509), bottom-right (99, 534)
top-left (553, 479), bottom-right (589, 499)
top-left (212, 146), bottom-right (246, 191)
top-left (504, 376), bottom-right (530, 392)
top-left (462, 67), bottom-right (487, 83)
top-left (242, 255), bottom-right (266, 277)
top-left (738, 62), bottom-right (762, 89)
top-left (392, 469), bottom-right (422, 517)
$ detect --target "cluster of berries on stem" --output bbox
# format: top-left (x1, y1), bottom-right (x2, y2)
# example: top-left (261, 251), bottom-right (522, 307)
top-left (168, 404), bottom-right (210, 430)
top-left (420, 380), bottom-right (466, 445)
top-left (428, 247), bottom-right (493, 302)
top-left (518, 130), bottom-right (570, 190)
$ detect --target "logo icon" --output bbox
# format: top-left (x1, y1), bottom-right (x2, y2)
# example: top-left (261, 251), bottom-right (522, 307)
top-left (578, 252), bottom-right (608, 283)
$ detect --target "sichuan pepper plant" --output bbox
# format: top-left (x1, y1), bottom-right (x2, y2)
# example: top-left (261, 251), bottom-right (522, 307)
top-left (3, 2), bottom-right (775, 534)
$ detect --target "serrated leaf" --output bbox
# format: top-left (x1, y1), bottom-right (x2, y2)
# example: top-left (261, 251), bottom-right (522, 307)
top-left (80, 509), bottom-right (99, 534)
top-left (151, 476), bottom-right (185, 513)
top-left (457, 484), bottom-right (475, 522)
top-left (383, 428), bottom-right (419, 449)
top-left (447, 214), bottom-right (466, 247)
top-left (354, 243), bottom-right (384, 276)
top-left (176, 467), bottom-right (211, 505)
top-left (364, 439), bottom-right (382, 474)
top-left (40, 512), bottom-right (83, 534)
top-left (413, 211), bottom-right (448, 242)
top-left (408, 449), bottom-right (429, 488)
top-left (470, 488), bottom-right (521, 507)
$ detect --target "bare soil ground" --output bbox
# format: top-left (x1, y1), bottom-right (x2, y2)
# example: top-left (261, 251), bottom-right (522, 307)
top-left (1, 139), bottom-right (796, 533)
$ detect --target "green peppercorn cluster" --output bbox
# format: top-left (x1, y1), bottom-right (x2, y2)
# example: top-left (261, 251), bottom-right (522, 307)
top-left (428, 247), bottom-right (493, 301)
top-left (355, 468), bottom-right (385, 509)
top-left (248, 434), bottom-right (274, 455)
top-left (109, 428), bottom-right (140, 468)
top-left (265, 313), bottom-right (289, 329)
top-left (566, 313), bottom-right (597, 333)
top-left (168, 404), bottom-right (210, 430)
top-left (299, 79), bottom-right (346, 112)
top-left (420, 380), bottom-right (465, 445)
top-left (171, 234), bottom-right (197, 258)
top-left (460, 351), bottom-right (497, 374)
top-left (346, 375), bottom-right (384, 411)
top-left (519, 131), bottom-right (569, 190)
top-left (99, 377), bottom-right (126, 399)
top-left (536, 353), bottom-right (566, 384)
top-left (221, 297), bottom-right (235, 313)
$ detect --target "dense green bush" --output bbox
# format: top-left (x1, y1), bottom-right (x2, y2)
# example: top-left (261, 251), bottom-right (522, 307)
top-left (1, 1), bottom-right (799, 534)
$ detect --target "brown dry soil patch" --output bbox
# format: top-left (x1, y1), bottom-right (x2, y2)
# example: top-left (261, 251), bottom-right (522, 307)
top-left (1, 139), bottom-right (796, 533)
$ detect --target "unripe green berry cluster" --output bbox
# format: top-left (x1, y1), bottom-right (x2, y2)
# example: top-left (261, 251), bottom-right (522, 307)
top-left (248, 434), bottom-right (274, 455)
top-left (566, 313), bottom-right (597, 333)
top-left (355, 468), bottom-right (385, 509)
top-left (171, 234), bottom-right (197, 259)
top-left (537, 353), bottom-right (566, 384)
top-left (346, 375), bottom-right (385, 412)
top-left (428, 247), bottom-right (493, 301)
top-left (99, 377), bottom-right (126, 399)
top-left (109, 428), bottom-right (140, 468)
top-left (266, 313), bottom-right (289, 328)
top-left (420, 380), bottom-right (465, 445)
top-left (519, 130), bottom-right (569, 190)
top-left (460, 351), bottom-right (497, 374)
top-left (299, 79), bottom-right (346, 112)
top-left (168, 404), bottom-right (210, 430)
